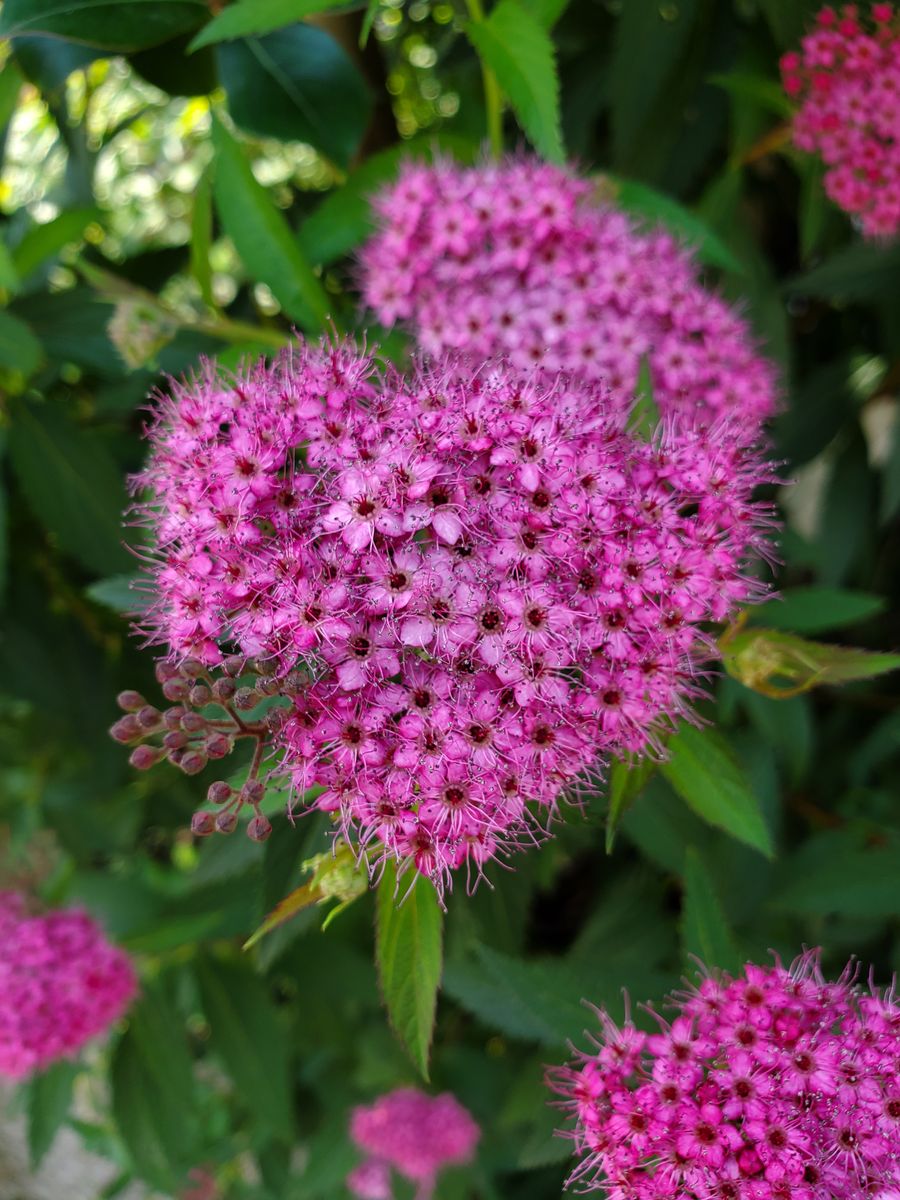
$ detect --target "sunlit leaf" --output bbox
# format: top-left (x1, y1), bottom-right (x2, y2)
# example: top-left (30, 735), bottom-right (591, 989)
top-left (722, 626), bottom-right (900, 698)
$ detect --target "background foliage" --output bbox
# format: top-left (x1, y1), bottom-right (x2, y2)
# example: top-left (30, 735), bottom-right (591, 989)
top-left (1, 0), bottom-right (900, 1196)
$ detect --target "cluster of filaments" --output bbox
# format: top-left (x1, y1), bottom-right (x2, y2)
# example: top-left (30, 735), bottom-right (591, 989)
top-left (782, 4), bottom-right (900, 240)
top-left (550, 955), bottom-right (900, 1200)
top-left (0, 892), bottom-right (136, 1080)
top-left (360, 158), bottom-right (777, 432)
top-left (121, 338), bottom-right (771, 889)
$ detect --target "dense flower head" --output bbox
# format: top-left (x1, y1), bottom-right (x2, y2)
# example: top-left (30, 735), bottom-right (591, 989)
top-left (549, 952), bottom-right (900, 1199)
top-left (360, 157), bottom-right (777, 433)
top-left (125, 339), bottom-right (775, 888)
top-left (781, 5), bottom-right (900, 239)
top-left (0, 892), bottom-right (137, 1080)
top-left (348, 1087), bottom-right (480, 1199)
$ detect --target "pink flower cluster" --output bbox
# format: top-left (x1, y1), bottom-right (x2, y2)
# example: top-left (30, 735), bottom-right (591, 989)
top-left (0, 892), bottom-right (136, 1080)
top-left (348, 1087), bottom-right (480, 1199)
top-left (550, 953), bottom-right (900, 1199)
top-left (782, 5), bottom-right (900, 239)
top-left (360, 157), bottom-right (777, 433)
top-left (134, 340), bottom-right (772, 886)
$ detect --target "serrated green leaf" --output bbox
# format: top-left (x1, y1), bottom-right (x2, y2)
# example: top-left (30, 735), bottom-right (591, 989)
top-left (520, 0), bottom-right (571, 27)
top-left (218, 27), bottom-right (370, 168)
top-left (11, 208), bottom-right (100, 281)
top-left (110, 987), bottom-right (198, 1192)
top-left (660, 725), bottom-right (773, 857)
top-left (190, 0), bottom-right (352, 49)
top-left (210, 115), bottom-right (331, 332)
top-left (0, 0), bottom-right (207, 52)
top-left (27, 1061), bottom-right (78, 1169)
top-left (0, 309), bottom-right (43, 376)
top-left (750, 587), bottom-right (886, 634)
top-left (195, 956), bottom-right (294, 1141)
top-left (597, 174), bottom-right (746, 274)
top-left (680, 847), bottom-right (740, 972)
top-left (376, 862), bottom-right (443, 1079)
top-left (467, 0), bottom-right (563, 163)
top-left (8, 402), bottom-right (130, 576)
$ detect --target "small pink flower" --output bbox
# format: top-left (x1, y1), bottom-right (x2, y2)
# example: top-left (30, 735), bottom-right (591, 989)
top-left (549, 952), bottom-right (900, 1199)
top-left (0, 892), bottom-right (136, 1080)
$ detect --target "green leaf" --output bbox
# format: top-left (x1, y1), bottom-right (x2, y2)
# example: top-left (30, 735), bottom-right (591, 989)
top-left (660, 724), bottom-right (773, 857)
top-left (0, 0), bottom-right (208, 52)
top-left (467, 0), bottom-right (563, 163)
top-left (218, 26), bottom-right (370, 168)
top-left (606, 754), bottom-right (657, 853)
top-left (680, 847), bottom-right (740, 972)
top-left (210, 115), bottom-right (331, 332)
top-left (785, 241), bottom-right (900, 303)
top-left (773, 830), bottom-right (900, 918)
top-left (190, 0), bottom-right (352, 49)
top-left (722, 627), bottom-right (900, 697)
top-left (751, 587), bottom-right (887, 634)
top-left (27, 1061), bottom-right (79, 1169)
top-left (359, 0), bottom-right (379, 46)
top-left (195, 956), bottom-right (294, 1141)
top-left (375, 862), bottom-right (443, 1079)
top-left (299, 134), bottom-right (476, 266)
top-left (756, 0), bottom-right (818, 48)
top-left (8, 402), bottom-right (130, 576)
top-left (0, 56), bottom-right (25, 134)
top-left (0, 309), bottom-right (43, 376)
top-left (608, 0), bottom-right (700, 167)
top-left (443, 944), bottom-right (585, 1045)
top-left (708, 72), bottom-right (793, 119)
top-left (85, 574), bottom-right (144, 613)
top-left (190, 166), bottom-right (215, 309)
top-left (520, 0), bottom-right (571, 27)
top-left (110, 987), bottom-right (199, 1192)
top-left (596, 174), bottom-right (745, 274)
top-left (11, 207), bottom-right (100, 282)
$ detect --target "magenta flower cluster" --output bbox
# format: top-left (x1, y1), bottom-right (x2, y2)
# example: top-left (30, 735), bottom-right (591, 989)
top-left (0, 892), bottom-right (136, 1080)
top-left (360, 157), bottom-right (777, 433)
top-left (134, 338), bottom-right (772, 886)
top-left (782, 4), bottom-right (900, 240)
top-left (550, 953), bottom-right (900, 1199)
top-left (347, 1087), bottom-right (480, 1199)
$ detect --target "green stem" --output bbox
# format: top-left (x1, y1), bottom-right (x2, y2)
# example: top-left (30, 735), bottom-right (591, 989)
top-left (465, 0), bottom-right (504, 158)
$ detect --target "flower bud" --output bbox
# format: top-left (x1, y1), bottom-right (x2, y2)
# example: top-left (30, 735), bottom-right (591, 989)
top-left (110, 715), bottom-right (141, 744)
top-left (241, 779), bottom-right (266, 806)
top-left (116, 690), bottom-right (146, 712)
top-left (163, 730), bottom-right (188, 751)
top-left (163, 706), bottom-right (186, 730)
top-left (162, 678), bottom-right (189, 702)
top-left (247, 813), bottom-right (272, 843)
top-left (265, 708), bottom-right (288, 732)
top-left (180, 751), bottom-right (208, 776)
top-left (189, 684), bottom-right (211, 707)
top-left (129, 744), bottom-right (165, 770)
top-left (215, 811), bottom-right (238, 835)
top-left (181, 711), bottom-right (207, 734)
top-left (205, 733), bottom-right (233, 759)
top-left (212, 677), bottom-right (237, 703)
top-left (234, 687), bottom-right (259, 712)
top-left (257, 676), bottom-right (280, 697)
top-left (181, 658), bottom-right (205, 679)
top-left (191, 811), bottom-right (216, 837)
top-left (223, 655), bottom-right (245, 677)
top-left (167, 748), bottom-right (185, 767)
top-left (136, 705), bottom-right (162, 731)
top-left (207, 781), bottom-right (232, 805)
top-left (155, 661), bottom-right (180, 684)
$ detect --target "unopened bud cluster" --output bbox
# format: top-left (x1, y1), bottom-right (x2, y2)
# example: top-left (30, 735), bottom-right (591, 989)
top-left (110, 656), bottom-right (284, 842)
